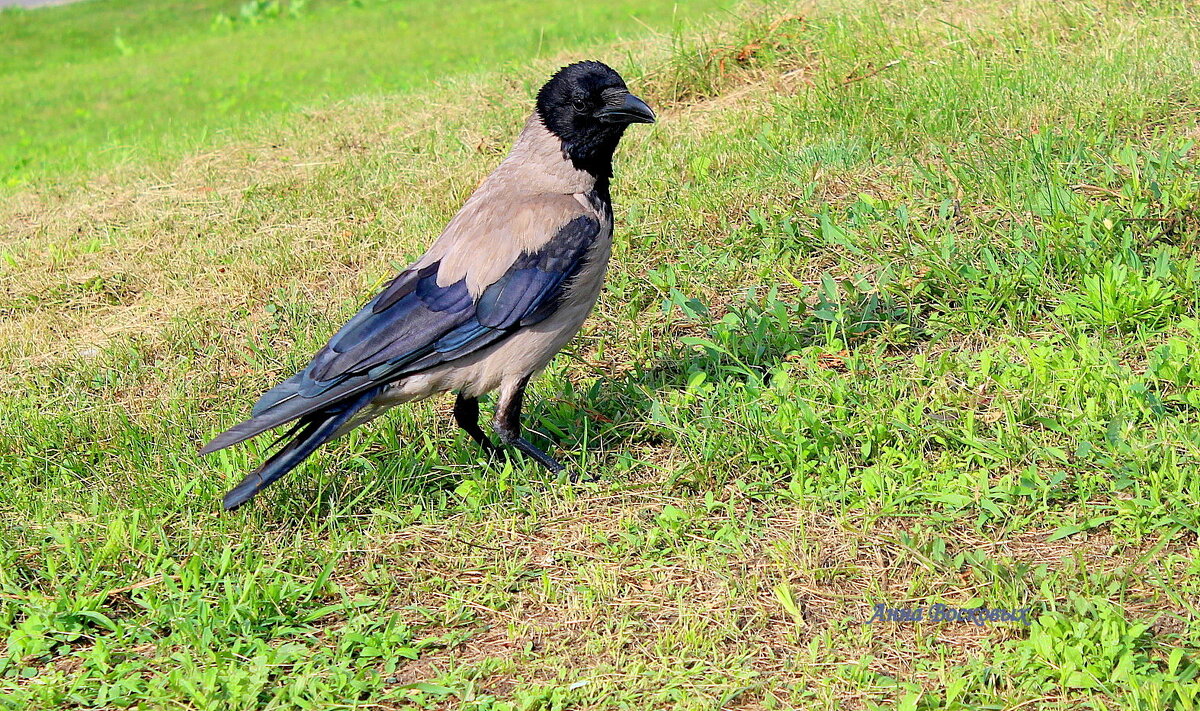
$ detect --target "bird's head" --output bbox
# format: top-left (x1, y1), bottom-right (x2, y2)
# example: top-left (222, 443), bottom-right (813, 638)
top-left (535, 60), bottom-right (655, 178)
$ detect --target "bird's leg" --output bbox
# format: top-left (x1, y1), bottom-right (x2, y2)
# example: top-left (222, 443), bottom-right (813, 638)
top-left (492, 375), bottom-right (565, 475)
top-left (454, 393), bottom-right (500, 455)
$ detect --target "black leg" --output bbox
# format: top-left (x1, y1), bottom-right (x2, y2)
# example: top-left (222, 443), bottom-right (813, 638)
top-left (492, 375), bottom-right (565, 475)
top-left (454, 393), bottom-right (499, 455)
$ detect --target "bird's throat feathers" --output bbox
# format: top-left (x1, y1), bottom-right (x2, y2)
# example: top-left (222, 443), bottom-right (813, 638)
top-left (553, 123), bottom-right (623, 183)
top-left (497, 116), bottom-right (612, 198)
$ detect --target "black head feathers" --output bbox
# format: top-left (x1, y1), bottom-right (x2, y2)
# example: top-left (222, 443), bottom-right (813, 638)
top-left (535, 61), bottom-right (655, 179)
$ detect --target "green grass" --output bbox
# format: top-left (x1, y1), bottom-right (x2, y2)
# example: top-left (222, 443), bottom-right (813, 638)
top-left (0, 0), bottom-right (732, 185)
top-left (4, 0), bottom-right (1200, 708)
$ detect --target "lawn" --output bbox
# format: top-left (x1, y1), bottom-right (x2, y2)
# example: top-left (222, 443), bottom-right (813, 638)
top-left (3, 0), bottom-right (1200, 708)
top-left (0, 0), bottom-right (732, 185)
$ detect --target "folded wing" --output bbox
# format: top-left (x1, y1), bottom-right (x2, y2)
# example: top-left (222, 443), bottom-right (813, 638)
top-left (201, 214), bottom-right (600, 455)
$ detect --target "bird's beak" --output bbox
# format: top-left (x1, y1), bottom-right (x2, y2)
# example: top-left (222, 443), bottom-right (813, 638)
top-left (596, 92), bottom-right (656, 124)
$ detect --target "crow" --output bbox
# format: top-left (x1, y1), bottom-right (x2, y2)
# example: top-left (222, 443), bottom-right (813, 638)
top-left (202, 61), bottom-right (655, 510)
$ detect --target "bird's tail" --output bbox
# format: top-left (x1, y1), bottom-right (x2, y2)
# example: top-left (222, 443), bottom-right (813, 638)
top-left (222, 387), bottom-right (381, 511)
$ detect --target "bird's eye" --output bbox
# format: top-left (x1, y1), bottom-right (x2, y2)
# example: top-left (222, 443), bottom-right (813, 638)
top-left (572, 97), bottom-right (589, 112)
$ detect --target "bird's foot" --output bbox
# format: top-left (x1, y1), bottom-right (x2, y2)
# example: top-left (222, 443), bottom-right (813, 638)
top-left (486, 434), bottom-right (601, 484)
top-left (475, 439), bottom-right (503, 458)
top-left (507, 436), bottom-right (564, 474)
top-left (563, 467), bottom-right (599, 484)
top-left (520, 443), bottom-right (599, 484)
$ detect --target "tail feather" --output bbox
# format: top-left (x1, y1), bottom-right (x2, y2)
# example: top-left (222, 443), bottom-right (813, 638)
top-left (221, 387), bottom-right (380, 511)
top-left (200, 374), bottom-right (376, 456)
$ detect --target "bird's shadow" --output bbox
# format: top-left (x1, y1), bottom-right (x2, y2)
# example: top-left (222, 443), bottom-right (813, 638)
top-left (245, 307), bottom-right (821, 522)
top-left (231, 277), bottom-right (935, 521)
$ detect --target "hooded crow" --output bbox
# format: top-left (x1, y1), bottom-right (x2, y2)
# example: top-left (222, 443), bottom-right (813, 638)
top-left (202, 60), bottom-right (655, 510)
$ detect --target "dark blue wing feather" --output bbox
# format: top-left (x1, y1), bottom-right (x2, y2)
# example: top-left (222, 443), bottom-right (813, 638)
top-left (201, 214), bottom-right (600, 455)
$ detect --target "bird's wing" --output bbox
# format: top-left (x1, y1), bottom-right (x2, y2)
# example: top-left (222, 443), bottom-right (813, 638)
top-left (201, 213), bottom-right (600, 455)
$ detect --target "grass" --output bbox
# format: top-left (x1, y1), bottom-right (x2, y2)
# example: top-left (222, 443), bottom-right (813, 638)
top-left (0, 0), bottom-right (732, 185)
top-left (3, 0), bottom-right (1200, 708)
